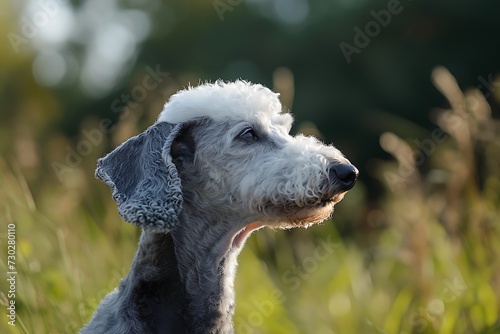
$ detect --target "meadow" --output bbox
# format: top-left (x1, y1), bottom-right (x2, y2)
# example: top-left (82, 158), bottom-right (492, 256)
top-left (1, 68), bottom-right (499, 334)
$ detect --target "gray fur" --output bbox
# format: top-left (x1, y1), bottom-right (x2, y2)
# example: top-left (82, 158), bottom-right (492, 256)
top-left (95, 122), bottom-right (183, 232)
top-left (82, 83), bottom-right (357, 334)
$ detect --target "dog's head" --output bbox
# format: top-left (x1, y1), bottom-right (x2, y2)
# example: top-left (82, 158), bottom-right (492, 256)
top-left (96, 81), bottom-right (358, 235)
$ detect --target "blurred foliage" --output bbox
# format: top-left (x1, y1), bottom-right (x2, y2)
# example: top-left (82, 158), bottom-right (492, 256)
top-left (1, 0), bottom-right (500, 333)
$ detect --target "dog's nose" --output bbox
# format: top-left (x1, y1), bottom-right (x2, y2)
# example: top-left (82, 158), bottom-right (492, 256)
top-left (329, 163), bottom-right (359, 191)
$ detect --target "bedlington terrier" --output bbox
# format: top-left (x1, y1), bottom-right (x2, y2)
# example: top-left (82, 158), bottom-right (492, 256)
top-left (81, 80), bottom-right (358, 334)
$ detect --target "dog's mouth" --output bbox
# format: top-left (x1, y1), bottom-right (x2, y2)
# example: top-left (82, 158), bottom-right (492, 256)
top-left (231, 222), bottom-right (265, 248)
top-left (229, 192), bottom-right (348, 249)
top-left (269, 191), bottom-right (349, 229)
top-left (320, 192), bottom-right (347, 206)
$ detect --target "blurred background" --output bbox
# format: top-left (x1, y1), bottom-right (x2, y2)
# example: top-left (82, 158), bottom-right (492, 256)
top-left (1, 0), bottom-right (499, 333)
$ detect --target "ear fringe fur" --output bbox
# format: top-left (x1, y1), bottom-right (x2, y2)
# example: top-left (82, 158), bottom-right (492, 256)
top-left (95, 122), bottom-right (183, 232)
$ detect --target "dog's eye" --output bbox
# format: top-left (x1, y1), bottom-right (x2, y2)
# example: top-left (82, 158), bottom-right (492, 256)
top-left (239, 128), bottom-right (258, 141)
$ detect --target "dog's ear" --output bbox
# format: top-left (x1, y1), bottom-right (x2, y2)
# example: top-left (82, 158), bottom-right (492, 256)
top-left (95, 122), bottom-right (184, 232)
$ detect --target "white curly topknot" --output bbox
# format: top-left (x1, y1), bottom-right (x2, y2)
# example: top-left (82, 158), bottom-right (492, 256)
top-left (157, 80), bottom-right (285, 124)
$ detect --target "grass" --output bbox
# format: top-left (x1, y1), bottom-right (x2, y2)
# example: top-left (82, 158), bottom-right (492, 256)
top-left (1, 68), bottom-right (499, 333)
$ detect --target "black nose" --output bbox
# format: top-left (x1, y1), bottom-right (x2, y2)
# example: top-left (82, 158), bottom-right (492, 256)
top-left (329, 163), bottom-right (359, 191)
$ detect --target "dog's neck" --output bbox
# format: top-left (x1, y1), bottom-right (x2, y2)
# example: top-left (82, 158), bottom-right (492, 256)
top-left (126, 213), bottom-right (241, 333)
